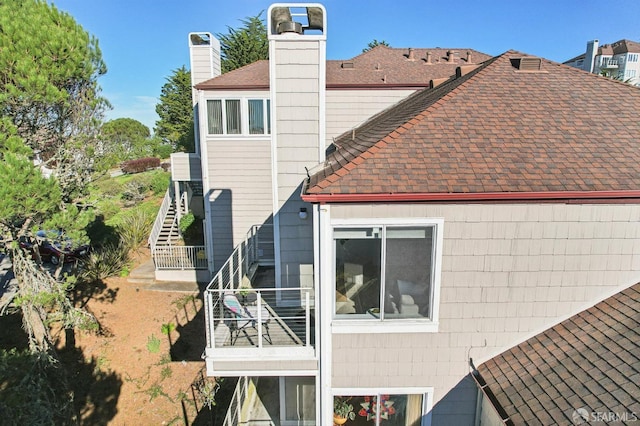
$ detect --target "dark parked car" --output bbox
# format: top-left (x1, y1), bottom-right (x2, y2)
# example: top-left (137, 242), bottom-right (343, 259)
top-left (20, 230), bottom-right (90, 265)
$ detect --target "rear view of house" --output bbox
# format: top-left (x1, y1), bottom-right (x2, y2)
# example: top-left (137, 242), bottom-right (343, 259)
top-left (151, 3), bottom-right (640, 424)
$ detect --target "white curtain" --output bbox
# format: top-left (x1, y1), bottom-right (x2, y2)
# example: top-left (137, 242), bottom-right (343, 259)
top-left (207, 100), bottom-right (222, 134)
top-left (225, 99), bottom-right (241, 134)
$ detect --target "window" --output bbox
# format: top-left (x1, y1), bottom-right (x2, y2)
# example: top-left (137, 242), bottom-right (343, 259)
top-left (334, 393), bottom-right (427, 426)
top-left (206, 98), bottom-right (270, 136)
top-left (628, 53), bottom-right (638, 62)
top-left (627, 69), bottom-right (637, 78)
top-left (334, 223), bottom-right (439, 321)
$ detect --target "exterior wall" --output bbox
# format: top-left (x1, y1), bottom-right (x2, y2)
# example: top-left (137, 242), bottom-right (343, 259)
top-left (170, 153), bottom-right (202, 181)
top-left (325, 89), bottom-right (416, 147)
top-left (326, 202), bottom-right (640, 425)
top-left (270, 36), bottom-right (325, 288)
top-left (204, 136), bottom-right (273, 267)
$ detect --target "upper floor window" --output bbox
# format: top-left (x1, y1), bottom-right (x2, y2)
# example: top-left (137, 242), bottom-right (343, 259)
top-left (334, 222), bottom-right (441, 322)
top-left (206, 98), bottom-right (270, 136)
top-left (628, 53), bottom-right (639, 62)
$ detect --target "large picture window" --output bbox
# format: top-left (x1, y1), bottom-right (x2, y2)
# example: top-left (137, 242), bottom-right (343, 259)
top-left (206, 98), bottom-right (270, 136)
top-left (334, 224), bottom-right (437, 321)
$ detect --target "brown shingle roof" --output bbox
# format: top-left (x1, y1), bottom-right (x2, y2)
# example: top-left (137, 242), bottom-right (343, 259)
top-left (475, 282), bottom-right (640, 425)
top-left (304, 50), bottom-right (640, 198)
top-left (194, 45), bottom-right (492, 90)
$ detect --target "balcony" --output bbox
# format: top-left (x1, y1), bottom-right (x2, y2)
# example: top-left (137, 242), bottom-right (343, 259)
top-left (601, 58), bottom-right (619, 69)
top-left (203, 226), bottom-right (317, 376)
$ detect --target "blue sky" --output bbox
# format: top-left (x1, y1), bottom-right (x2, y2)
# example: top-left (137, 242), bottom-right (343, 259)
top-left (51, 0), bottom-right (640, 131)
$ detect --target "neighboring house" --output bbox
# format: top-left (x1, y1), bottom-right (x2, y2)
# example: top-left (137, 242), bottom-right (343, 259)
top-left (153, 4), bottom-right (640, 425)
top-left (564, 39), bottom-right (640, 85)
top-left (474, 283), bottom-right (640, 425)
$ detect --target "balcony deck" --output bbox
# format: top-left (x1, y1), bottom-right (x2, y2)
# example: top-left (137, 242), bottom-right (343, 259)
top-left (204, 266), bottom-right (317, 376)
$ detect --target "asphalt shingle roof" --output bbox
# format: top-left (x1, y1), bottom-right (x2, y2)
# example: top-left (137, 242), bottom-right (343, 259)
top-left (194, 45), bottom-right (492, 90)
top-left (305, 50), bottom-right (640, 198)
top-left (475, 283), bottom-right (640, 425)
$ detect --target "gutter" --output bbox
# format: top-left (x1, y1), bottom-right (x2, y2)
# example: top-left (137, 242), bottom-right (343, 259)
top-left (470, 360), bottom-right (513, 426)
top-left (301, 190), bottom-right (640, 204)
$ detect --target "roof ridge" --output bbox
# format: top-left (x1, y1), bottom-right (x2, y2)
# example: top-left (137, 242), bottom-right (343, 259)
top-left (306, 54), bottom-right (500, 193)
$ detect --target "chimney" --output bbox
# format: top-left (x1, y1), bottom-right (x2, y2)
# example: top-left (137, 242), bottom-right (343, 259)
top-left (189, 32), bottom-right (220, 157)
top-left (425, 51), bottom-right (432, 64)
top-left (447, 50), bottom-right (454, 62)
top-left (584, 39), bottom-right (599, 73)
top-left (188, 32), bottom-right (221, 92)
top-left (407, 48), bottom-right (415, 61)
top-left (466, 51), bottom-right (472, 63)
top-left (267, 4), bottom-right (327, 289)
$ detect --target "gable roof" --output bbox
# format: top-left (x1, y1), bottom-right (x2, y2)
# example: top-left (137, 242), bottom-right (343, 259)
top-left (194, 45), bottom-right (492, 90)
top-left (474, 282), bottom-right (640, 425)
top-left (303, 50), bottom-right (640, 202)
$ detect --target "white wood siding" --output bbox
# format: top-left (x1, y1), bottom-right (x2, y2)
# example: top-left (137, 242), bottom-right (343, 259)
top-left (328, 202), bottom-right (640, 425)
top-left (205, 137), bottom-right (273, 265)
top-left (170, 153), bottom-right (202, 181)
top-left (325, 89), bottom-right (415, 147)
top-left (271, 38), bottom-right (323, 287)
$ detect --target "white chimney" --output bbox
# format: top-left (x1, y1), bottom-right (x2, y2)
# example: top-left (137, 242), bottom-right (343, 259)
top-left (267, 4), bottom-right (326, 292)
top-left (188, 32), bottom-right (221, 104)
top-left (584, 39), bottom-right (599, 73)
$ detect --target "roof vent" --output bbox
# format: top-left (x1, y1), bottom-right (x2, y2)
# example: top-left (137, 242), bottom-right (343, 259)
top-left (430, 78), bottom-right (448, 88)
top-left (341, 61), bottom-right (354, 69)
top-left (456, 65), bottom-right (479, 78)
top-left (407, 48), bottom-right (415, 61)
top-left (511, 57), bottom-right (542, 71)
top-left (425, 51), bottom-right (432, 64)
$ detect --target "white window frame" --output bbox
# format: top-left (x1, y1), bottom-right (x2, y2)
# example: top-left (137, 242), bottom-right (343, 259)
top-left (331, 217), bottom-right (443, 334)
top-left (332, 387), bottom-right (434, 426)
top-left (205, 97), bottom-right (271, 137)
top-left (628, 53), bottom-right (639, 63)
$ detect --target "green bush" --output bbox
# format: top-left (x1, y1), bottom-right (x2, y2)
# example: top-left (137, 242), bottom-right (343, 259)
top-left (117, 208), bottom-right (154, 251)
top-left (149, 171), bottom-right (170, 195)
top-left (80, 241), bottom-right (130, 281)
top-left (179, 212), bottom-right (195, 234)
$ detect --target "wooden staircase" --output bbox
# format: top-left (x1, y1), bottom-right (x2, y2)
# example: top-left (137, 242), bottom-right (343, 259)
top-left (156, 203), bottom-right (181, 246)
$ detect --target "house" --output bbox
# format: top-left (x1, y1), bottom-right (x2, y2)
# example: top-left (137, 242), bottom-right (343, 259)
top-left (151, 3), bottom-right (640, 425)
top-left (474, 283), bottom-right (640, 425)
top-left (148, 7), bottom-right (491, 284)
top-left (564, 39), bottom-right (640, 85)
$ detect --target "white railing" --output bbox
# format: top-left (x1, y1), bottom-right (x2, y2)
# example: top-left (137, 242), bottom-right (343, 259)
top-left (148, 189), bottom-right (172, 249)
top-left (247, 224), bottom-right (275, 267)
top-left (223, 376), bottom-right (250, 426)
top-left (152, 245), bottom-right (207, 270)
top-left (205, 287), bottom-right (313, 350)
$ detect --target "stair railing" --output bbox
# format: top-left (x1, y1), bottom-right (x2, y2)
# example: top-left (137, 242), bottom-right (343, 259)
top-left (149, 188), bottom-right (173, 249)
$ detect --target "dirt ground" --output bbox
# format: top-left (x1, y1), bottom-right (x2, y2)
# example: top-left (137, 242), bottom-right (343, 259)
top-left (59, 253), bottom-right (213, 425)
top-left (0, 250), bottom-right (228, 425)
